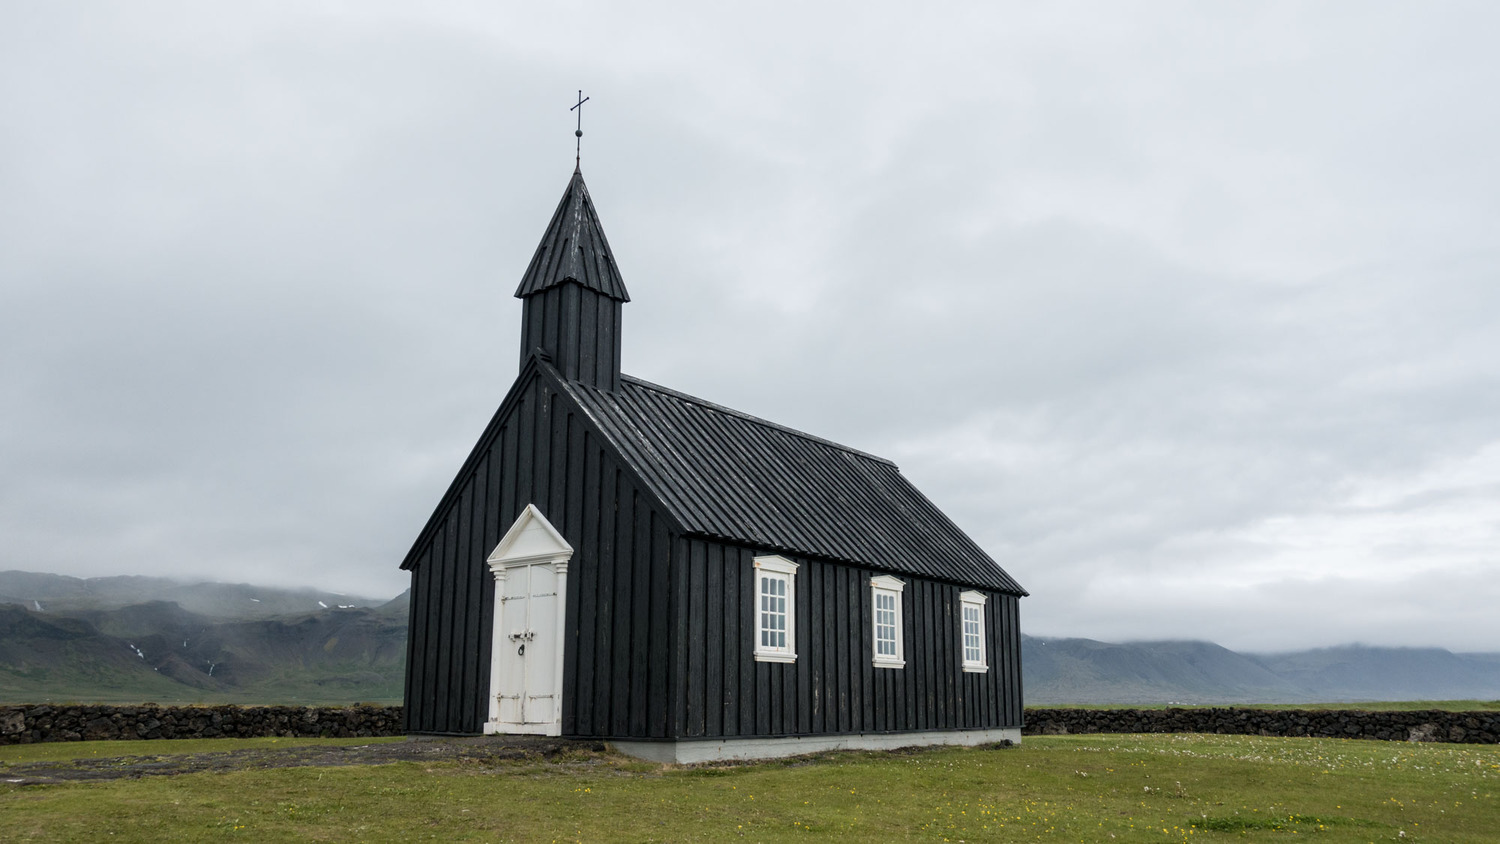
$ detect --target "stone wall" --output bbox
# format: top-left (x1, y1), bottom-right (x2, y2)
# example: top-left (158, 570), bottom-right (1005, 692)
top-left (0, 704), bottom-right (403, 745)
top-left (4, 704), bottom-right (1496, 745)
top-left (1024, 707), bottom-right (1499, 744)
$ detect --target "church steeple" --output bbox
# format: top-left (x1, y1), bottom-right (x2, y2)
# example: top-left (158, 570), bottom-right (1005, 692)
top-left (515, 168), bottom-right (630, 391)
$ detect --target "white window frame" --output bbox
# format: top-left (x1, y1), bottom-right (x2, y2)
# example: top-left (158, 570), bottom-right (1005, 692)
top-left (753, 555), bottom-right (798, 663)
top-left (870, 575), bottom-right (906, 669)
top-left (960, 590), bottom-right (988, 673)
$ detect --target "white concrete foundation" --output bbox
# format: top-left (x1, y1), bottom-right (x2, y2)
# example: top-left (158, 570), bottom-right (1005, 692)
top-left (611, 727), bottom-right (1021, 764)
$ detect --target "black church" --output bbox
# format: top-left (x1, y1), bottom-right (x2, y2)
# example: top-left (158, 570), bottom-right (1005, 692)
top-left (400, 165), bottom-right (1027, 762)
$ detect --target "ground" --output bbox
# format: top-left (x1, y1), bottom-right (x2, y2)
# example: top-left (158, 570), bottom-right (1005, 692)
top-left (1, 735), bottom-right (601, 785)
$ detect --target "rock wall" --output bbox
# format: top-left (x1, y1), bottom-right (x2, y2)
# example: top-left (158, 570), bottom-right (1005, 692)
top-left (1024, 707), bottom-right (1499, 744)
top-left (4, 704), bottom-right (1496, 745)
top-left (0, 704), bottom-right (402, 745)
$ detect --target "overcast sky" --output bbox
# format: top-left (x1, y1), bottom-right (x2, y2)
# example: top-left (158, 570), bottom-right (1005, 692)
top-left (3, 2), bottom-right (1497, 652)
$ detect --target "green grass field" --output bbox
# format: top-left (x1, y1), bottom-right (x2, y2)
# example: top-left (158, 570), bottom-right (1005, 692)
top-left (0, 666), bottom-right (403, 707)
top-left (3, 733), bottom-right (1497, 842)
top-left (1034, 700), bottom-right (1500, 712)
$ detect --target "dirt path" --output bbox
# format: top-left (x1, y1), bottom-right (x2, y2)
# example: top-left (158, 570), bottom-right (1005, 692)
top-left (1, 736), bottom-right (612, 785)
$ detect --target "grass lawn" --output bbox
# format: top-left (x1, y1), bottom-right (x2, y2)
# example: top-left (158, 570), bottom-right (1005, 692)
top-left (1033, 701), bottom-right (1500, 712)
top-left (3, 733), bottom-right (1497, 842)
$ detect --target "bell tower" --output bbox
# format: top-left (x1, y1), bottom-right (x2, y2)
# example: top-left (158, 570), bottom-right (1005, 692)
top-left (514, 166), bottom-right (631, 391)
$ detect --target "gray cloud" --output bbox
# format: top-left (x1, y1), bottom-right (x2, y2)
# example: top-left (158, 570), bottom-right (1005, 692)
top-left (3, 2), bottom-right (1497, 650)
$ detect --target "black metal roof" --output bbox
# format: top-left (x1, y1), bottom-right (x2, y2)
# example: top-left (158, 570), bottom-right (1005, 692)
top-left (556, 372), bottom-right (1027, 595)
top-left (514, 168), bottom-right (630, 302)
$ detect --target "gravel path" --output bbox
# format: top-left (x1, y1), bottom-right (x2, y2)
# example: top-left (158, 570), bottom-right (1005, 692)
top-left (1, 736), bottom-right (612, 785)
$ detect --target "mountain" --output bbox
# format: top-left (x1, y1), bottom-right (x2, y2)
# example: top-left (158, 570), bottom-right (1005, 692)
top-left (0, 603), bottom-right (201, 703)
top-left (6, 571), bottom-right (1498, 706)
top-left (1024, 635), bottom-right (1500, 705)
top-left (1023, 636), bottom-right (1308, 704)
top-left (1252, 646), bottom-right (1500, 703)
top-left (0, 570), bottom-right (378, 619)
top-left (0, 572), bottom-right (409, 705)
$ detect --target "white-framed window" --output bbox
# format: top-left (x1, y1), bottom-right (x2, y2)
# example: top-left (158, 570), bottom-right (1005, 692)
top-left (959, 590), bottom-right (988, 673)
top-left (753, 555), bottom-right (798, 663)
top-left (870, 574), bottom-right (906, 668)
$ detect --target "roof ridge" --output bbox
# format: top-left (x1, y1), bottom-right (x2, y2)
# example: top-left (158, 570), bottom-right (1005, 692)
top-left (617, 374), bottom-right (897, 467)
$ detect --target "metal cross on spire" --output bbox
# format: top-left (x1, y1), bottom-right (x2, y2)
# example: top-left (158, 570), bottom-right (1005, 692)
top-left (571, 90), bottom-right (590, 168)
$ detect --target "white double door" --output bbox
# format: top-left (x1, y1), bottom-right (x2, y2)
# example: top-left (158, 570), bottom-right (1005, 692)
top-left (494, 562), bottom-right (559, 731)
top-left (485, 504), bottom-right (572, 737)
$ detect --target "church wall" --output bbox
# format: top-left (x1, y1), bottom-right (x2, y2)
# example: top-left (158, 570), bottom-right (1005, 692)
top-left (560, 439), bottom-right (675, 739)
top-left (404, 372), bottom-right (675, 738)
top-left (671, 538), bottom-right (1023, 740)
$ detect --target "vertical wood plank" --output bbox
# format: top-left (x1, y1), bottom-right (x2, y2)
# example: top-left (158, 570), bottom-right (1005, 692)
top-left (805, 561), bottom-right (822, 735)
top-left (720, 542), bottom-right (739, 737)
top-left (578, 290), bottom-right (597, 387)
top-left (610, 483), bottom-right (633, 735)
top-left (544, 287), bottom-right (562, 370)
top-left (458, 478), bottom-right (480, 732)
top-left (405, 553), bottom-right (429, 731)
top-left (499, 419), bottom-right (519, 536)
top-left (593, 467), bottom-right (616, 732)
top-left (669, 535), bottom-right (689, 738)
top-left (901, 578), bottom-right (916, 732)
top-left (686, 540), bottom-right (707, 736)
top-left (648, 518), bottom-right (672, 738)
top-left (1005, 595), bottom-right (1023, 726)
top-left (855, 569), bottom-right (871, 732)
top-left (515, 392), bottom-right (534, 519)
top-left (704, 542), bottom-right (723, 736)
top-left (452, 491), bottom-right (474, 733)
top-left (560, 281), bottom-right (580, 378)
top-left (558, 420), bottom-right (582, 735)
top-left (943, 587), bottom-right (957, 729)
top-left (922, 581), bottom-right (938, 730)
top-left (628, 490), bottom-right (652, 736)
top-left (571, 440), bottom-right (599, 735)
top-left (431, 522), bottom-right (453, 731)
top-left (738, 548), bottom-right (756, 736)
top-left (609, 304), bottom-right (622, 391)
top-left (821, 562), bottom-right (836, 734)
top-left (533, 389), bottom-right (552, 516)
top-left (833, 566), bottom-right (849, 733)
top-left (794, 558), bottom-right (809, 734)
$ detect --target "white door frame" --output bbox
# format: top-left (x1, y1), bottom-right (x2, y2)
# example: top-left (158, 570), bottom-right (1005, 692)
top-left (483, 504), bottom-right (572, 737)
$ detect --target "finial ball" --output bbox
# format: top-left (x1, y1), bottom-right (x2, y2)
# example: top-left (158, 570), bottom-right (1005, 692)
top-left (576, 129), bottom-right (583, 138)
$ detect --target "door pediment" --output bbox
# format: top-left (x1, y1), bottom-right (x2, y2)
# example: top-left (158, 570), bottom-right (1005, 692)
top-left (487, 504), bottom-right (574, 570)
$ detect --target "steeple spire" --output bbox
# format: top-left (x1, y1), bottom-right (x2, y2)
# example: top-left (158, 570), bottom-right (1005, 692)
top-left (514, 169), bottom-right (630, 391)
top-left (514, 168), bottom-right (629, 302)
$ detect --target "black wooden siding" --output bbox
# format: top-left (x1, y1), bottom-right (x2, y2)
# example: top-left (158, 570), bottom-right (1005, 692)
top-left (403, 367), bottom-right (675, 736)
top-left (404, 357), bottom-right (1023, 739)
top-left (520, 282), bottom-right (623, 392)
top-left (671, 537), bottom-right (1023, 739)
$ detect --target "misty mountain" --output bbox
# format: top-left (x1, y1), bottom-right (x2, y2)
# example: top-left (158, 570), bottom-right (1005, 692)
top-left (6, 571), bottom-right (1499, 706)
top-left (0, 577), bottom-right (409, 705)
top-left (0, 570), bottom-right (390, 619)
top-left (1252, 646), bottom-right (1500, 703)
top-left (1024, 636), bottom-right (1500, 705)
top-left (1023, 636), bottom-right (1306, 704)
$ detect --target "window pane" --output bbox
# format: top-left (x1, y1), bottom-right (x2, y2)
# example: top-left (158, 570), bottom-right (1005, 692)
top-left (757, 573), bottom-right (792, 654)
